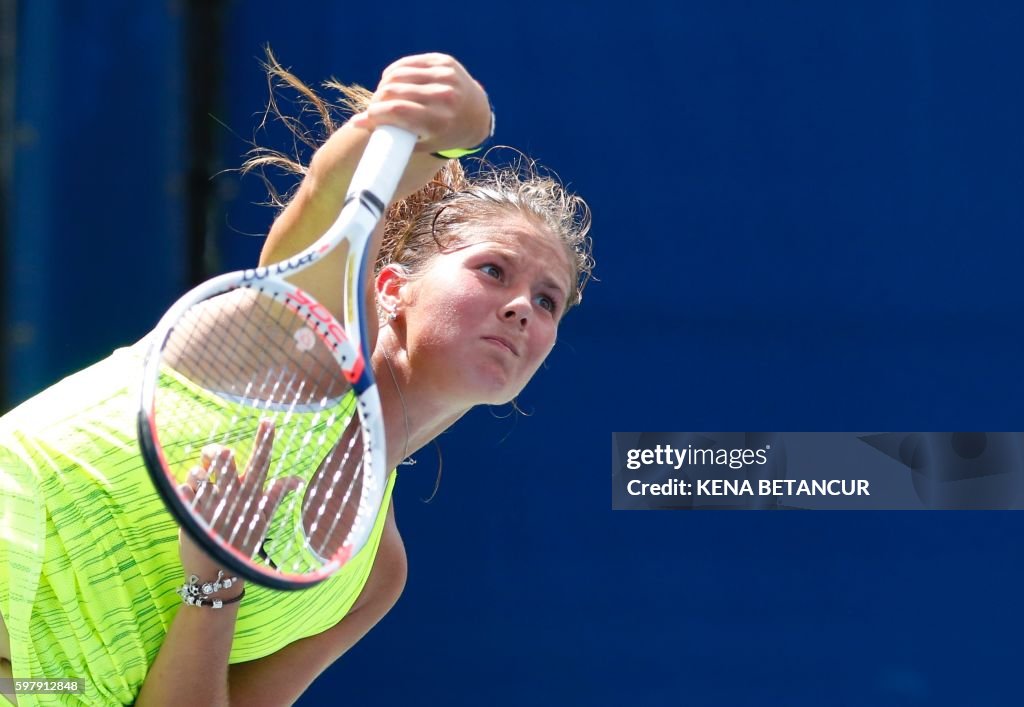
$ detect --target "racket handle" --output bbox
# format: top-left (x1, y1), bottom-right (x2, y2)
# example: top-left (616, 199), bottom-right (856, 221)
top-left (347, 125), bottom-right (418, 208)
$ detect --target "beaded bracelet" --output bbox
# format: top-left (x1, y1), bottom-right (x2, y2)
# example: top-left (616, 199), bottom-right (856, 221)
top-left (176, 570), bottom-right (244, 609)
top-left (181, 589), bottom-right (245, 610)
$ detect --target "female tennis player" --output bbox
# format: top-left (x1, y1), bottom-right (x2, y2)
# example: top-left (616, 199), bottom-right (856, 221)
top-left (0, 52), bottom-right (592, 706)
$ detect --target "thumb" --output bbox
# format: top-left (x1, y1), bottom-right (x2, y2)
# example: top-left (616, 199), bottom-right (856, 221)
top-left (349, 111), bottom-right (371, 129)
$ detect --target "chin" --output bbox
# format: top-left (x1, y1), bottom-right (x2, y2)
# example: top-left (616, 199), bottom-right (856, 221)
top-left (471, 383), bottom-right (519, 407)
top-left (484, 390), bottom-right (519, 406)
top-left (459, 368), bottom-right (522, 406)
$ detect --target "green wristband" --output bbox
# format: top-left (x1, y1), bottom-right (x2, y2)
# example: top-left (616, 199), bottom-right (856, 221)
top-left (432, 108), bottom-right (495, 160)
top-left (432, 146), bottom-right (484, 159)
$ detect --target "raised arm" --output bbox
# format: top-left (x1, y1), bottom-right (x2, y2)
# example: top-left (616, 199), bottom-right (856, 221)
top-left (259, 53), bottom-right (492, 316)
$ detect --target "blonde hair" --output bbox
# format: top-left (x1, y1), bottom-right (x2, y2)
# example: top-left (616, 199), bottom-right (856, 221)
top-left (242, 50), bottom-right (594, 309)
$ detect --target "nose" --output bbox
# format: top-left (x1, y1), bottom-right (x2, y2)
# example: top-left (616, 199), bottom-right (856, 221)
top-left (502, 294), bottom-right (531, 328)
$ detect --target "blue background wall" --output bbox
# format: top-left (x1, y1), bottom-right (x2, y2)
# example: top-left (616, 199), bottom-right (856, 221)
top-left (5, 2), bottom-right (1024, 705)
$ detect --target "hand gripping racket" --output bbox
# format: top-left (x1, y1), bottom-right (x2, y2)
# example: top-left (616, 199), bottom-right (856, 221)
top-left (138, 126), bottom-right (416, 590)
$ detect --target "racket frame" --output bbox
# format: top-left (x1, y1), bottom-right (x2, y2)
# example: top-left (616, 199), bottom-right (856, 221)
top-left (138, 126), bottom-right (415, 590)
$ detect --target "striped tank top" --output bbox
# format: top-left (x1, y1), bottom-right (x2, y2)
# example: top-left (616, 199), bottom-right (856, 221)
top-left (0, 340), bottom-right (395, 706)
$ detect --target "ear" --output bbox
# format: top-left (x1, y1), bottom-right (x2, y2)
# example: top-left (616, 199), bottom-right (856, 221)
top-left (375, 264), bottom-right (409, 317)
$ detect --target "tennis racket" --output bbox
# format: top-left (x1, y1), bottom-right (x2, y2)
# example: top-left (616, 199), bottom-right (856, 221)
top-left (138, 125), bottom-right (416, 590)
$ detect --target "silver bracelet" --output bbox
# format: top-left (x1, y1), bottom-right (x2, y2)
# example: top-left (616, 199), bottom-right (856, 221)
top-left (176, 570), bottom-right (244, 609)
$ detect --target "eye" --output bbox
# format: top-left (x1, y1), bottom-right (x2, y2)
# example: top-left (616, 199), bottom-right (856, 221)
top-left (480, 263), bottom-right (503, 279)
top-left (536, 294), bottom-right (556, 314)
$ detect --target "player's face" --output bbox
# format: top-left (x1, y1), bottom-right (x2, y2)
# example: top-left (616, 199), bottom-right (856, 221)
top-left (401, 214), bottom-right (573, 406)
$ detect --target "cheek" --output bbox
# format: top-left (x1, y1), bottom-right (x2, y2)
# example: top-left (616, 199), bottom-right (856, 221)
top-left (407, 276), bottom-right (486, 343)
top-left (530, 328), bottom-right (558, 366)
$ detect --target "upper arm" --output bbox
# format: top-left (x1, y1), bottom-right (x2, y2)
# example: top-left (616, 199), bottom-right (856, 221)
top-left (258, 123), bottom-right (448, 326)
top-left (227, 504), bottom-right (407, 706)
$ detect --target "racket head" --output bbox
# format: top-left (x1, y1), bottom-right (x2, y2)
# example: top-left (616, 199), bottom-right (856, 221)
top-left (138, 274), bottom-right (388, 590)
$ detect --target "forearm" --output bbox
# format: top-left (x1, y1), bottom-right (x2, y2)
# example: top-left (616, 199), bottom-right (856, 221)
top-left (256, 52), bottom-right (491, 314)
top-left (138, 534), bottom-right (245, 706)
top-left (136, 597), bottom-right (242, 707)
top-left (259, 120), bottom-right (444, 268)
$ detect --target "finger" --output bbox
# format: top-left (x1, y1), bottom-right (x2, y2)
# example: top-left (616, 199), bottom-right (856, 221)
top-left (380, 53), bottom-right (459, 77)
top-left (377, 79), bottom-right (459, 101)
top-left (199, 445), bottom-right (232, 517)
top-left (361, 100), bottom-right (438, 142)
top-left (208, 451), bottom-right (246, 531)
top-left (206, 447), bottom-right (235, 481)
top-left (178, 483), bottom-right (196, 505)
top-left (376, 82), bottom-right (458, 108)
top-left (262, 476), bottom-right (305, 520)
top-left (380, 64), bottom-right (458, 87)
top-left (216, 445), bottom-right (242, 497)
top-left (240, 419), bottom-right (276, 498)
top-left (348, 110), bottom-right (370, 129)
top-left (200, 444), bottom-right (226, 472)
top-left (186, 465), bottom-right (208, 486)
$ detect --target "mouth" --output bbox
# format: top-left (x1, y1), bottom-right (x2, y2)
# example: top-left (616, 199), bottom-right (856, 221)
top-left (482, 336), bottom-right (519, 357)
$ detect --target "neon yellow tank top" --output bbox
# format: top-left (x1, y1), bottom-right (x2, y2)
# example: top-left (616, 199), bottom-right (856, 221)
top-left (0, 340), bottom-right (395, 706)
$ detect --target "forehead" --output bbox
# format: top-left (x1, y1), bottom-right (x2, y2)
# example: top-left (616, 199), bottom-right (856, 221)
top-left (453, 214), bottom-right (573, 284)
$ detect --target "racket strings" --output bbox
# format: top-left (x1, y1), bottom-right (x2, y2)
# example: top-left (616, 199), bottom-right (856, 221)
top-left (211, 368), bottom-right (311, 553)
top-left (153, 285), bottom-right (373, 574)
top-left (303, 424), bottom-right (364, 558)
top-left (204, 291), bottom-right (343, 404)
top-left (261, 294), bottom-right (369, 563)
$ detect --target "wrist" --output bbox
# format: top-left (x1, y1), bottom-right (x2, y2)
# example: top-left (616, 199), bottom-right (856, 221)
top-left (432, 106), bottom-right (496, 160)
top-left (179, 530), bottom-right (244, 587)
top-left (176, 570), bottom-right (246, 609)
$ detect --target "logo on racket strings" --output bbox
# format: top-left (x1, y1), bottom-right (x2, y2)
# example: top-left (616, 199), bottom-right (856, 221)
top-left (294, 327), bottom-right (317, 352)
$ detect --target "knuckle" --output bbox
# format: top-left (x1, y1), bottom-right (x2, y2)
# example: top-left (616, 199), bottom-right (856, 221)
top-left (433, 65), bottom-right (457, 82)
top-left (434, 85), bottom-right (458, 106)
top-left (385, 101), bottom-right (416, 119)
top-left (375, 83), bottom-right (399, 100)
top-left (382, 56), bottom-right (407, 74)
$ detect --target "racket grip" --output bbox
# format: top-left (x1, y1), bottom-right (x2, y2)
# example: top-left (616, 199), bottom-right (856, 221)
top-left (347, 126), bottom-right (418, 209)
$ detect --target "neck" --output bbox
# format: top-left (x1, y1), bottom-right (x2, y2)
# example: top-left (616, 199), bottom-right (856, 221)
top-left (372, 329), bottom-right (466, 471)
